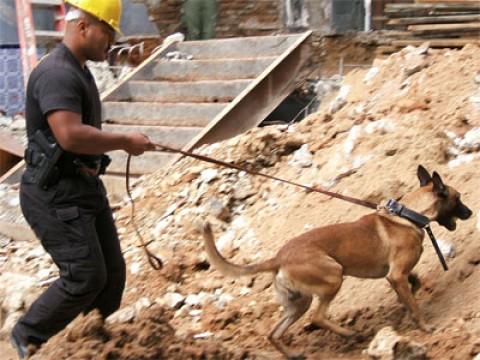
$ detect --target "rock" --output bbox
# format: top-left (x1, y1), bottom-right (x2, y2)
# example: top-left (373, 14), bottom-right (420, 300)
top-left (185, 292), bottom-right (212, 307)
top-left (437, 239), bottom-right (456, 258)
top-left (8, 196), bottom-right (20, 207)
top-left (366, 326), bottom-right (427, 360)
top-left (364, 67), bottom-right (380, 84)
top-left (10, 116), bottom-right (26, 131)
top-left (0, 273), bottom-right (36, 313)
top-left (133, 297), bottom-right (152, 313)
top-left (204, 197), bottom-right (231, 221)
top-left (329, 84), bottom-right (351, 114)
top-left (0, 311), bottom-right (23, 335)
top-left (470, 96), bottom-right (480, 111)
top-left (394, 338), bottom-right (427, 360)
top-left (289, 144), bottom-right (313, 168)
top-left (0, 115), bottom-right (12, 127)
top-left (199, 168), bottom-right (219, 184)
top-left (189, 309), bottom-right (203, 317)
top-left (106, 306), bottom-right (136, 324)
top-left (454, 127), bottom-right (480, 152)
top-left (129, 261), bottom-right (142, 275)
top-left (233, 178), bottom-right (256, 200)
top-left (159, 292), bottom-right (185, 309)
top-left (215, 229), bottom-right (237, 252)
top-left (404, 60), bottom-right (429, 77)
top-left (216, 293), bottom-right (234, 309)
top-left (367, 326), bottom-right (402, 359)
top-left (193, 331), bottom-right (213, 339)
top-left (475, 73), bottom-right (480, 84)
top-left (25, 246), bottom-right (46, 262)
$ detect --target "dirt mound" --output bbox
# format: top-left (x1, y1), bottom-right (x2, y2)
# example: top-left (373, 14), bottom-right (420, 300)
top-left (3, 42), bottom-right (479, 359)
top-left (31, 307), bottom-right (237, 360)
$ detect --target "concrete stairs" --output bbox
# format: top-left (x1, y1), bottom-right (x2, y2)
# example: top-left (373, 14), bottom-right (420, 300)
top-left (102, 32), bottom-right (311, 193)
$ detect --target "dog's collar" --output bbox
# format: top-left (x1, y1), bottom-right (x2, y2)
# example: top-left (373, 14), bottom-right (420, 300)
top-left (384, 199), bottom-right (430, 228)
top-left (383, 199), bottom-right (448, 271)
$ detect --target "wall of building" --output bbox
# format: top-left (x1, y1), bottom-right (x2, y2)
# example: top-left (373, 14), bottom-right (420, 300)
top-left (143, 0), bottom-right (335, 38)
top-left (0, 0), bottom-right (18, 44)
top-left (0, 47), bottom-right (25, 115)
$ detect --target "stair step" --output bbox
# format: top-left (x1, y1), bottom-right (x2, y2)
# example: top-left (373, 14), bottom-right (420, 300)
top-left (176, 35), bottom-right (301, 59)
top-left (103, 124), bottom-right (202, 148)
top-left (148, 57), bottom-right (275, 81)
top-left (35, 30), bottom-right (63, 43)
top-left (31, 0), bottom-right (63, 6)
top-left (103, 102), bottom-right (226, 127)
top-left (108, 150), bottom-right (173, 175)
top-left (110, 80), bottom-right (251, 103)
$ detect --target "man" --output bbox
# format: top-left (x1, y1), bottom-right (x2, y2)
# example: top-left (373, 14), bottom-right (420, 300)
top-left (10, 0), bottom-right (154, 358)
top-left (182, 0), bottom-right (217, 40)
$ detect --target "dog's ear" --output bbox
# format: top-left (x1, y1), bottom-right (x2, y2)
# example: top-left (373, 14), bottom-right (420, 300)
top-left (432, 171), bottom-right (448, 197)
top-left (417, 165), bottom-right (431, 187)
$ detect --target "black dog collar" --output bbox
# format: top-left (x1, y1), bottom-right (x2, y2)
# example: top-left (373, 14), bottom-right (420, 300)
top-left (384, 199), bottom-right (430, 228)
top-left (383, 199), bottom-right (448, 271)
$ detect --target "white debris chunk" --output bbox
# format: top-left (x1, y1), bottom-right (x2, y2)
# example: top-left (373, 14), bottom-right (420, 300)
top-left (289, 144), bottom-right (313, 168)
top-left (363, 67), bottom-right (379, 84)
top-left (437, 239), bottom-right (456, 258)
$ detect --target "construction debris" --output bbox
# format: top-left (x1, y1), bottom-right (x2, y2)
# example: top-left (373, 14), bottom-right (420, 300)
top-left (1, 42), bottom-right (480, 359)
top-left (379, 2), bottom-right (480, 53)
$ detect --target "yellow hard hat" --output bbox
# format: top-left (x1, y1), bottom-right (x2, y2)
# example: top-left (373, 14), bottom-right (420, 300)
top-left (65, 0), bottom-right (123, 34)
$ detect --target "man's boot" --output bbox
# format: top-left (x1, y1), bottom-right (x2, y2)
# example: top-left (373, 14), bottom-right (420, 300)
top-left (10, 330), bottom-right (29, 359)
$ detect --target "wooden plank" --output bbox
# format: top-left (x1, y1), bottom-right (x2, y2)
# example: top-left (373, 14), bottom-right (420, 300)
top-left (391, 37), bottom-right (480, 47)
top-left (408, 21), bottom-right (480, 34)
top-left (416, 0), bottom-right (480, 3)
top-left (0, 160), bottom-right (25, 184)
top-left (386, 3), bottom-right (480, 11)
top-left (385, 3), bottom-right (480, 17)
top-left (387, 14), bottom-right (480, 26)
top-left (0, 130), bottom-right (24, 157)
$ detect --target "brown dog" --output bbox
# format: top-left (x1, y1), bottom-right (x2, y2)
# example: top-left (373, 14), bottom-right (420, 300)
top-left (202, 165), bottom-right (472, 359)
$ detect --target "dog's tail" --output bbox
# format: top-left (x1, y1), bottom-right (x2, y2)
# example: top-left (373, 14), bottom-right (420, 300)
top-left (202, 222), bottom-right (279, 277)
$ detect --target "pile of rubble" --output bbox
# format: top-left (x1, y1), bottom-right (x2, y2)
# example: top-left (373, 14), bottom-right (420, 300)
top-left (1, 43), bottom-right (479, 359)
top-left (0, 112), bottom-right (27, 148)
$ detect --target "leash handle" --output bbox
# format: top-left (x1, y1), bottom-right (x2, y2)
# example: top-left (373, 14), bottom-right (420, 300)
top-left (425, 225), bottom-right (448, 271)
top-left (126, 154), bottom-right (163, 270)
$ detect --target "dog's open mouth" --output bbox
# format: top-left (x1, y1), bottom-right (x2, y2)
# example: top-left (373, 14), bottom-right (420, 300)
top-left (438, 216), bottom-right (457, 231)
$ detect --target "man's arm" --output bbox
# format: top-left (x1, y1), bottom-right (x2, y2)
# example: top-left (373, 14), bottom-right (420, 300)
top-left (47, 110), bottom-right (154, 155)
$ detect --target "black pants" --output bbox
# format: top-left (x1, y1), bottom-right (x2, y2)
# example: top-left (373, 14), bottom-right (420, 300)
top-left (13, 174), bottom-right (126, 346)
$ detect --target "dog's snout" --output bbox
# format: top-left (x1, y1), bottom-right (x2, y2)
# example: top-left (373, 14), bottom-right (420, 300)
top-left (458, 203), bottom-right (473, 220)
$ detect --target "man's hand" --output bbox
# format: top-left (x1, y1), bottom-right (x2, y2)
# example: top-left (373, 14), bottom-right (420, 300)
top-left (47, 110), bottom-right (156, 155)
top-left (124, 133), bottom-right (155, 156)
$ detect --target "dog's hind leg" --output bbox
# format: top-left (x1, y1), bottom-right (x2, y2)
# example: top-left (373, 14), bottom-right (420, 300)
top-left (308, 261), bottom-right (355, 337)
top-left (311, 292), bottom-right (355, 337)
top-left (268, 275), bottom-right (312, 360)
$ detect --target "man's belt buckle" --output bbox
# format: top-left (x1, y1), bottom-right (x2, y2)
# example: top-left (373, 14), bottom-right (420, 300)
top-left (74, 159), bottom-right (100, 177)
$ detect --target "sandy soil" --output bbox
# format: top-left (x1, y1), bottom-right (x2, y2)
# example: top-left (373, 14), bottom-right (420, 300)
top-left (3, 42), bottom-right (480, 359)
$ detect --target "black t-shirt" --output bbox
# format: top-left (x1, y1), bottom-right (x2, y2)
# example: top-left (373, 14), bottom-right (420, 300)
top-left (25, 43), bottom-right (102, 161)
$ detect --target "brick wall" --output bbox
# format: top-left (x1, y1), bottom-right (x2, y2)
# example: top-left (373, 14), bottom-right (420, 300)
top-left (142, 0), bottom-right (333, 38)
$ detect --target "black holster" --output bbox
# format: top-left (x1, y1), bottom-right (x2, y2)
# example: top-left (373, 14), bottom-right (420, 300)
top-left (24, 130), bottom-right (63, 190)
